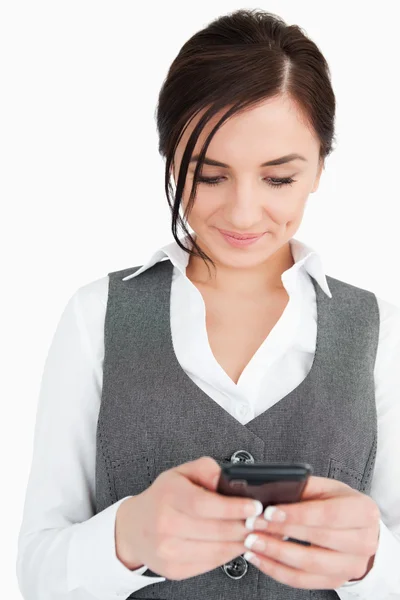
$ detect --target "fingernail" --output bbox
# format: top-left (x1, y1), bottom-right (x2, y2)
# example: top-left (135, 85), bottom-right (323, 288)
top-left (264, 506), bottom-right (286, 522)
top-left (244, 500), bottom-right (264, 517)
top-left (244, 533), bottom-right (266, 551)
top-left (243, 550), bottom-right (260, 566)
top-left (245, 516), bottom-right (268, 531)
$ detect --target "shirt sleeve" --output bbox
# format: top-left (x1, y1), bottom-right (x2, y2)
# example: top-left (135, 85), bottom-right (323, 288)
top-left (335, 295), bottom-right (400, 599)
top-left (16, 278), bottom-right (166, 600)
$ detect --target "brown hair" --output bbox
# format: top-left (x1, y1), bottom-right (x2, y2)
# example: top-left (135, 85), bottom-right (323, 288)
top-left (155, 8), bottom-right (336, 276)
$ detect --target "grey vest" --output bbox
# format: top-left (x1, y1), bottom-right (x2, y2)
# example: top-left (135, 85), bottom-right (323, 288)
top-left (96, 258), bottom-right (379, 599)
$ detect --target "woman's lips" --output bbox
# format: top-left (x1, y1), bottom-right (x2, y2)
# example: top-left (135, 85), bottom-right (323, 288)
top-left (217, 229), bottom-right (267, 247)
top-left (217, 228), bottom-right (266, 240)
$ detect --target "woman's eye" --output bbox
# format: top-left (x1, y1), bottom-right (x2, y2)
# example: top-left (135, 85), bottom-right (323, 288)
top-left (197, 176), bottom-right (295, 189)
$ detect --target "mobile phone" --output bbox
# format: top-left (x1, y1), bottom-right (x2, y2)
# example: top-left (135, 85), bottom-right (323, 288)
top-left (216, 462), bottom-right (313, 545)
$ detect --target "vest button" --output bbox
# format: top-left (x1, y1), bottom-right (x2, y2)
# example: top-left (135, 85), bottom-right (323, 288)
top-left (230, 450), bottom-right (255, 464)
top-left (221, 555), bottom-right (248, 579)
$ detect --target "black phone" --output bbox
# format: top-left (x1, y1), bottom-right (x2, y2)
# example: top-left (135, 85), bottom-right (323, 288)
top-left (216, 462), bottom-right (313, 545)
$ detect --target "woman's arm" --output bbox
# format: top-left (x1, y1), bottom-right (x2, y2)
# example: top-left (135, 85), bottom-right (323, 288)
top-left (337, 295), bottom-right (400, 598)
top-left (16, 278), bottom-right (165, 600)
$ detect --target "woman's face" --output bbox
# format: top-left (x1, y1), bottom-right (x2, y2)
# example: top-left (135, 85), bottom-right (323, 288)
top-left (171, 94), bottom-right (324, 271)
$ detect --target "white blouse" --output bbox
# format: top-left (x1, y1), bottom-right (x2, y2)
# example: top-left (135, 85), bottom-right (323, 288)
top-left (16, 235), bottom-right (400, 600)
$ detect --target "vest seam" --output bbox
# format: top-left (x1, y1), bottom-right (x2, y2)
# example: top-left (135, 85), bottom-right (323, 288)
top-left (98, 423), bottom-right (117, 504)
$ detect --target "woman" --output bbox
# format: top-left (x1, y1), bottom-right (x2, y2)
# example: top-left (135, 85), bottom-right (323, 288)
top-left (16, 8), bottom-right (400, 600)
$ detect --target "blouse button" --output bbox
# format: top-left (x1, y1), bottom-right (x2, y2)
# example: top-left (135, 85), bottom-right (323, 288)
top-left (238, 403), bottom-right (249, 417)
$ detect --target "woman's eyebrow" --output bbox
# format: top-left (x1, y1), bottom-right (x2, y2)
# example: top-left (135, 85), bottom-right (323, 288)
top-left (189, 152), bottom-right (307, 168)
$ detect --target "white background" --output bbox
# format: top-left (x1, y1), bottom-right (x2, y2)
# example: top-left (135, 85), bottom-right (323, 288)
top-left (1, 1), bottom-right (399, 598)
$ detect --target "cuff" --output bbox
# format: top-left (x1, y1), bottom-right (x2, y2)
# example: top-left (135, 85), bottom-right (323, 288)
top-left (335, 518), bottom-right (400, 599)
top-left (66, 496), bottom-right (165, 600)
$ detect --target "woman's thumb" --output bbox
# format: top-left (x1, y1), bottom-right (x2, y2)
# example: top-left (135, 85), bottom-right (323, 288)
top-left (175, 456), bottom-right (222, 491)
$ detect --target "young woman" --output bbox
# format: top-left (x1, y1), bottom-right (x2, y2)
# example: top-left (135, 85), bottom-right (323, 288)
top-left (17, 8), bottom-right (400, 600)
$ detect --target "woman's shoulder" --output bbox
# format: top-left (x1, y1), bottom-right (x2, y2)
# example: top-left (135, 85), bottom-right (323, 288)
top-left (323, 275), bottom-right (400, 338)
top-left (374, 293), bottom-right (400, 341)
top-left (74, 274), bottom-right (110, 310)
top-left (71, 263), bottom-right (149, 315)
top-left (63, 276), bottom-right (110, 345)
top-left (326, 275), bottom-right (399, 310)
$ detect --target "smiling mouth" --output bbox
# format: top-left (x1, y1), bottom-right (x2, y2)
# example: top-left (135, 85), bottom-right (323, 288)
top-left (217, 228), bottom-right (267, 240)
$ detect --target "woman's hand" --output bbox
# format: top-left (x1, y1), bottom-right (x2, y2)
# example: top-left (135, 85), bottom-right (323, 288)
top-left (115, 456), bottom-right (267, 580)
top-left (242, 475), bottom-right (380, 590)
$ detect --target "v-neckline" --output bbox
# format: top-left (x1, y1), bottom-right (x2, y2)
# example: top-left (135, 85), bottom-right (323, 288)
top-left (160, 259), bottom-right (325, 434)
top-left (199, 284), bottom-right (296, 392)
